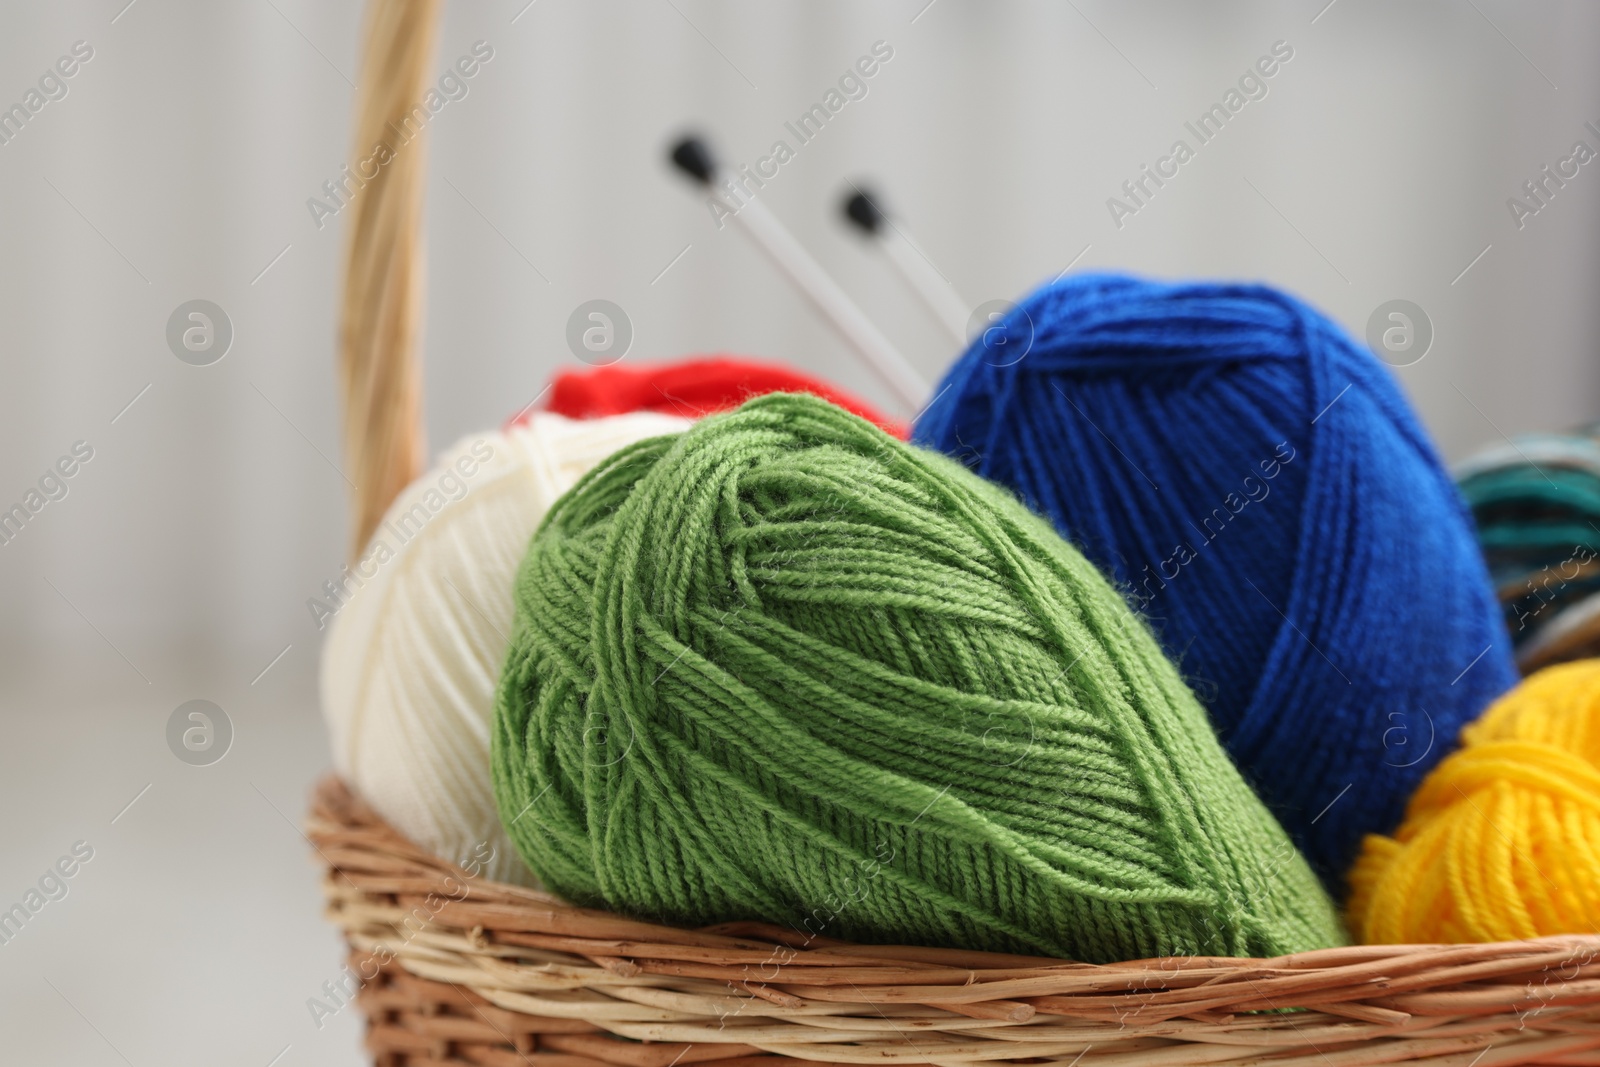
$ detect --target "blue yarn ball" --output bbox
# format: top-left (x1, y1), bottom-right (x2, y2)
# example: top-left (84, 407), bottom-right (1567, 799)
top-left (914, 273), bottom-right (1517, 882)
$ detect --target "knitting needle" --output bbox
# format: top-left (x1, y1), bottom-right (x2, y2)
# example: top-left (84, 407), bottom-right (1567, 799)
top-left (841, 186), bottom-right (970, 348)
top-left (668, 136), bottom-right (925, 412)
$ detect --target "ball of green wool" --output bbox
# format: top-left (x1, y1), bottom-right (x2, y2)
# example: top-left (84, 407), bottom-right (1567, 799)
top-left (492, 393), bottom-right (1346, 963)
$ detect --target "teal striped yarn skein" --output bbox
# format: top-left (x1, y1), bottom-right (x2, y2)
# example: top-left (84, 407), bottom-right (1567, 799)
top-left (492, 394), bottom-right (1345, 963)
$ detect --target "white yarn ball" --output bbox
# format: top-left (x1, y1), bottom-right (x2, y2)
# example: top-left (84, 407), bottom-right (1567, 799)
top-left (320, 410), bottom-right (691, 884)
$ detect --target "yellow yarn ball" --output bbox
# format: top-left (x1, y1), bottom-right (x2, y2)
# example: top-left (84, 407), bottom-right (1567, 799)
top-left (1347, 659), bottom-right (1600, 943)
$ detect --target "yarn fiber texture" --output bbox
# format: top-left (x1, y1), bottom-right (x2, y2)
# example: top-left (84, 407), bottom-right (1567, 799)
top-left (1456, 426), bottom-right (1600, 664)
top-left (914, 274), bottom-right (1518, 883)
top-left (537, 357), bottom-right (908, 437)
top-left (1347, 659), bottom-right (1600, 943)
top-left (322, 411), bottom-right (688, 884)
top-left (493, 393), bottom-right (1345, 963)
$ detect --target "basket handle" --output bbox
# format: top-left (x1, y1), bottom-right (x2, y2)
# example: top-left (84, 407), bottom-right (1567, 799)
top-left (338, 0), bottom-right (443, 559)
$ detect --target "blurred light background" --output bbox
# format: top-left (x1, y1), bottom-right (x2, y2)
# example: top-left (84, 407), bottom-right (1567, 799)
top-left (1, 1), bottom-right (1597, 1064)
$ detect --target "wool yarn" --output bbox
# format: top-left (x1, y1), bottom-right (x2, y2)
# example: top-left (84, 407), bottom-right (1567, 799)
top-left (1347, 659), bottom-right (1600, 943)
top-left (493, 393), bottom-right (1345, 962)
top-left (536, 357), bottom-right (908, 437)
top-left (1455, 425), bottom-right (1600, 667)
top-left (322, 411), bottom-right (689, 884)
top-left (913, 273), bottom-right (1518, 883)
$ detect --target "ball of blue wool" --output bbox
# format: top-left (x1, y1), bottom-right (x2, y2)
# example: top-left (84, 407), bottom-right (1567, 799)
top-left (914, 273), bottom-right (1517, 883)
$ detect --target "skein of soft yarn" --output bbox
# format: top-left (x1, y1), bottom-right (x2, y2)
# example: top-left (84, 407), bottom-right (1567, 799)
top-left (1347, 659), bottom-right (1600, 943)
top-left (1455, 425), bottom-right (1600, 669)
top-left (493, 393), bottom-right (1345, 962)
top-left (914, 274), bottom-right (1518, 883)
top-left (322, 410), bottom-right (689, 884)
top-left (536, 357), bottom-right (908, 437)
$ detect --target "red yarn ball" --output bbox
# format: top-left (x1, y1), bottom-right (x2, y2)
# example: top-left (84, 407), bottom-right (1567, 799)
top-left (521, 357), bottom-right (907, 438)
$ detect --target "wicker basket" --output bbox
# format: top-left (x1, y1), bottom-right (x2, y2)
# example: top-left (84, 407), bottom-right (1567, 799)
top-left (309, 778), bottom-right (1600, 1067)
top-left (316, 3), bottom-right (1600, 1064)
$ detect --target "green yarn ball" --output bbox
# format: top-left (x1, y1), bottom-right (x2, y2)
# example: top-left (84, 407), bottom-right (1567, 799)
top-left (492, 394), bottom-right (1346, 962)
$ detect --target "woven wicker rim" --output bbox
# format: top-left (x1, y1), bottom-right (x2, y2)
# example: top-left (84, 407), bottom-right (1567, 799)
top-left (310, 777), bottom-right (1600, 1067)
